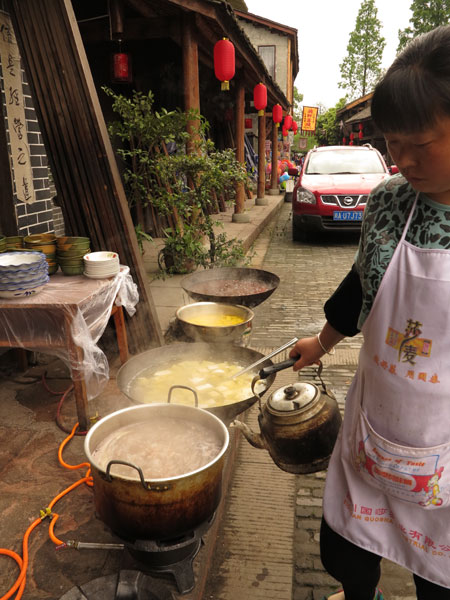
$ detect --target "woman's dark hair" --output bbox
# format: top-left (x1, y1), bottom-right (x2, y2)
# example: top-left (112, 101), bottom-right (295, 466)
top-left (371, 25), bottom-right (450, 133)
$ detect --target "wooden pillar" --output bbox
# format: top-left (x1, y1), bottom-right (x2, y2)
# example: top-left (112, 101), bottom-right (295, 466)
top-left (270, 121), bottom-right (280, 195)
top-left (7, 0), bottom-right (164, 354)
top-left (256, 112), bottom-right (268, 205)
top-left (182, 14), bottom-right (200, 147)
top-left (232, 81), bottom-right (250, 223)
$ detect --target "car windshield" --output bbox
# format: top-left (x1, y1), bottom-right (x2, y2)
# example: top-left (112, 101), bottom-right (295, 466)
top-left (305, 149), bottom-right (385, 175)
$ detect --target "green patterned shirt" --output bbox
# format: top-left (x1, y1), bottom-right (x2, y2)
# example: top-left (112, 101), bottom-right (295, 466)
top-left (355, 174), bottom-right (450, 329)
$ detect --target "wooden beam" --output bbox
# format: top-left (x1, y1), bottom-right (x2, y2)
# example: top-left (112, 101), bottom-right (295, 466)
top-left (257, 113), bottom-right (266, 199)
top-left (234, 81), bottom-right (245, 213)
top-left (6, 0), bottom-right (164, 352)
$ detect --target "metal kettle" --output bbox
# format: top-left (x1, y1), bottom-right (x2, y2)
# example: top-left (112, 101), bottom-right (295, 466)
top-left (231, 359), bottom-right (342, 474)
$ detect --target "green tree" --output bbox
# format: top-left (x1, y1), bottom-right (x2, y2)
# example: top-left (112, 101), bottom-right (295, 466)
top-left (293, 86), bottom-right (304, 122)
top-left (315, 98), bottom-right (347, 146)
top-left (339, 0), bottom-right (386, 101)
top-left (397, 1), bottom-right (450, 52)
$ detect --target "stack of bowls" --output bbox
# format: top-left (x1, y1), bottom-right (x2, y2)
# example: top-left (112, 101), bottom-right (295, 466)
top-left (56, 236), bottom-right (91, 276)
top-left (24, 233), bottom-right (58, 275)
top-left (0, 236), bottom-right (6, 253)
top-left (5, 236), bottom-right (24, 250)
top-left (0, 251), bottom-right (49, 298)
top-left (83, 251), bottom-right (120, 279)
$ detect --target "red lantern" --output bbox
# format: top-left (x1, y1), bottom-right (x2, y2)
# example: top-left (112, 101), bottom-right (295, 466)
top-left (214, 38), bottom-right (235, 91)
top-left (245, 118), bottom-right (253, 129)
top-left (358, 122), bottom-right (363, 130)
top-left (272, 104), bottom-right (283, 127)
top-left (292, 121), bottom-right (298, 134)
top-left (359, 130), bottom-right (363, 139)
top-left (112, 52), bottom-right (132, 83)
top-left (282, 127), bottom-right (288, 137)
top-left (284, 114), bottom-right (293, 130)
top-left (350, 132), bottom-right (355, 141)
top-left (253, 83), bottom-right (267, 116)
top-left (342, 137), bottom-right (347, 145)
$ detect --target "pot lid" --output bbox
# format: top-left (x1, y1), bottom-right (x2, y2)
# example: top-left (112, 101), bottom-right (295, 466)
top-left (268, 382), bottom-right (318, 412)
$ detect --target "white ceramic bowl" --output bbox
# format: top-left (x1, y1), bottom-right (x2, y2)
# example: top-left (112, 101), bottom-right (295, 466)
top-left (0, 274), bottom-right (49, 290)
top-left (0, 281), bottom-right (48, 298)
top-left (83, 251), bottom-right (119, 264)
top-left (0, 251), bottom-right (46, 271)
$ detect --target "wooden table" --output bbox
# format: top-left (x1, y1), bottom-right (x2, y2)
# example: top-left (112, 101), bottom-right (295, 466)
top-left (0, 269), bottom-right (135, 430)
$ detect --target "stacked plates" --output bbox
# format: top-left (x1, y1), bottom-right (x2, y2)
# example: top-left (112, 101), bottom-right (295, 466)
top-left (24, 233), bottom-right (58, 275)
top-left (0, 252), bottom-right (49, 298)
top-left (83, 251), bottom-right (120, 279)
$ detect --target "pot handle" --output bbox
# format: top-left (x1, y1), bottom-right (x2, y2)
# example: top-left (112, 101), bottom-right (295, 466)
top-left (258, 357), bottom-right (296, 379)
top-left (104, 460), bottom-right (171, 492)
top-left (167, 385), bottom-right (199, 407)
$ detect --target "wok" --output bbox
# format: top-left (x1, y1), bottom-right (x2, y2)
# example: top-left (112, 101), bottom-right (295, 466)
top-left (116, 342), bottom-right (277, 425)
top-left (181, 267), bottom-right (280, 308)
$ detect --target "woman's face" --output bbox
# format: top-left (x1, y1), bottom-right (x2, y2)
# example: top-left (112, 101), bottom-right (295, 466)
top-left (385, 115), bottom-right (450, 205)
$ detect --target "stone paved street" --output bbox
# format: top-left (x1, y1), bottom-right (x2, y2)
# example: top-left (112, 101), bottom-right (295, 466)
top-left (248, 202), bottom-right (417, 600)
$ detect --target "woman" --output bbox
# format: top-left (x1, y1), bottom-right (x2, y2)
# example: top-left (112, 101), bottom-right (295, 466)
top-left (290, 25), bottom-right (450, 600)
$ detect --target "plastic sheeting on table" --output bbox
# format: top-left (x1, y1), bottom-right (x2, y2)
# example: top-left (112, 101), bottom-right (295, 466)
top-left (0, 265), bottom-right (139, 401)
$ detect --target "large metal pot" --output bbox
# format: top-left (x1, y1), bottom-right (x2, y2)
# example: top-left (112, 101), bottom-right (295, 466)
top-left (116, 342), bottom-right (276, 425)
top-left (85, 403), bottom-right (229, 541)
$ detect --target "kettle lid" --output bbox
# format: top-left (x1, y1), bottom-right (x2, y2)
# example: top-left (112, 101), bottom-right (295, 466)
top-left (268, 382), bottom-right (318, 412)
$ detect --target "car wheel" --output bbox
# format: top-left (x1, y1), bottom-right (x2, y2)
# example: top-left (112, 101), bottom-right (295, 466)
top-left (292, 221), bottom-right (308, 242)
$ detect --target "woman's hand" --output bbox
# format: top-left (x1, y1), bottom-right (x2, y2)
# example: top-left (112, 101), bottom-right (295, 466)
top-left (289, 322), bottom-right (346, 371)
top-left (289, 336), bottom-right (324, 371)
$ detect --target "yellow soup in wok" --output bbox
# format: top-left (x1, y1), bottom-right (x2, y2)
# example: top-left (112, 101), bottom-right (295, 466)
top-left (129, 360), bottom-right (266, 408)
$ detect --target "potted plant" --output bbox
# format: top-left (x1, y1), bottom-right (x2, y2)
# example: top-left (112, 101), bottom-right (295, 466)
top-left (104, 87), bottom-right (249, 274)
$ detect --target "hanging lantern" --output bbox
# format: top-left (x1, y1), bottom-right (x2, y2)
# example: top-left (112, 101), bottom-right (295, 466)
top-left (342, 137), bottom-right (347, 145)
top-left (112, 51), bottom-right (132, 83)
top-left (350, 132), bottom-right (355, 141)
top-left (282, 127), bottom-right (288, 138)
top-left (284, 114), bottom-right (293, 130)
top-left (214, 38), bottom-right (235, 91)
top-left (358, 123), bottom-right (364, 139)
top-left (292, 121), bottom-right (298, 135)
top-left (253, 83), bottom-right (267, 117)
top-left (245, 118), bottom-right (253, 129)
top-left (272, 104), bottom-right (283, 127)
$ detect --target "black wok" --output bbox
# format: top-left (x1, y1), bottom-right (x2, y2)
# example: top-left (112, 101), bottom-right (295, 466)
top-left (181, 267), bottom-right (280, 308)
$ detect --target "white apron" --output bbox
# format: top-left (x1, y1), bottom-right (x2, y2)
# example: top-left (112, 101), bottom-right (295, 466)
top-left (323, 193), bottom-right (450, 588)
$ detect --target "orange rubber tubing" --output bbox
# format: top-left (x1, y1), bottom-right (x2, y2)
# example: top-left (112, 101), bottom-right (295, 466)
top-left (0, 422), bottom-right (93, 599)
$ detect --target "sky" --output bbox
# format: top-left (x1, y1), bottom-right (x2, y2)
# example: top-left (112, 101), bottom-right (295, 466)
top-left (244, 0), bottom-right (413, 110)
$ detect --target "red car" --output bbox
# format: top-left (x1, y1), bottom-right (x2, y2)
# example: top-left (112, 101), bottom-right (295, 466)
top-left (292, 145), bottom-right (392, 241)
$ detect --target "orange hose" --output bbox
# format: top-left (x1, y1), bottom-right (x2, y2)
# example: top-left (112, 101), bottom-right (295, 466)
top-left (0, 422), bottom-right (93, 599)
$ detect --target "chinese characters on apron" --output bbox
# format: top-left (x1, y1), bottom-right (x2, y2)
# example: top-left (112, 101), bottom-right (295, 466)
top-left (323, 193), bottom-right (450, 588)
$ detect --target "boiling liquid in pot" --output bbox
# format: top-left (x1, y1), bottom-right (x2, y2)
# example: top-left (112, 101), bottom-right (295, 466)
top-left (129, 360), bottom-right (266, 407)
top-left (92, 416), bottom-right (222, 479)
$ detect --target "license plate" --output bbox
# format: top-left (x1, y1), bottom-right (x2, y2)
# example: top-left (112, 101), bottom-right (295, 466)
top-left (333, 210), bottom-right (363, 221)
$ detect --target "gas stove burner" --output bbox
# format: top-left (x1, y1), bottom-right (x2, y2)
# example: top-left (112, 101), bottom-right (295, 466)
top-left (124, 514), bottom-right (214, 594)
top-left (59, 570), bottom-right (175, 600)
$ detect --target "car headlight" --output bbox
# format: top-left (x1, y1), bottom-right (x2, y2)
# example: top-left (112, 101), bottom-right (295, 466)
top-left (295, 188), bottom-right (316, 205)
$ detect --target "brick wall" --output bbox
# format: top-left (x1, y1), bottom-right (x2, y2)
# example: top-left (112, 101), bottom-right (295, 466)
top-left (0, 6), bottom-right (65, 238)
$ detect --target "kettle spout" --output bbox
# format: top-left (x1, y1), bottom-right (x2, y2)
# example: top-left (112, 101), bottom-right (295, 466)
top-left (230, 420), bottom-right (267, 450)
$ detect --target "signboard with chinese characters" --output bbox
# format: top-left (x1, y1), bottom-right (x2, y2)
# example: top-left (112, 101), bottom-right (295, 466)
top-left (301, 106), bottom-right (318, 134)
top-left (0, 13), bottom-right (35, 203)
